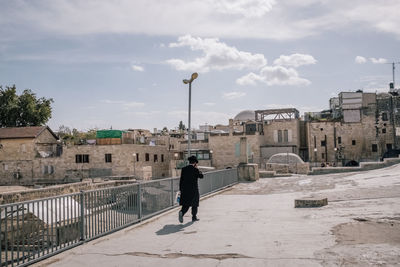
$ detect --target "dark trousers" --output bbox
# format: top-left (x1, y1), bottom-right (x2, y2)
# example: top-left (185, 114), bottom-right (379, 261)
top-left (180, 205), bottom-right (198, 218)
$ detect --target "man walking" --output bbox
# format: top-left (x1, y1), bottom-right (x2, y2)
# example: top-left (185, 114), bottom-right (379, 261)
top-left (179, 156), bottom-right (204, 223)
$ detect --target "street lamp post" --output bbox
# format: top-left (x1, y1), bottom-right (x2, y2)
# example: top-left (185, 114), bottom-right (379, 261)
top-left (132, 153), bottom-right (136, 178)
top-left (183, 72), bottom-right (198, 161)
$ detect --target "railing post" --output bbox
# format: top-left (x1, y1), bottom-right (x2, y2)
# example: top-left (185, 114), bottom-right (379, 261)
top-left (170, 179), bottom-right (174, 206)
top-left (80, 191), bottom-right (85, 241)
top-left (138, 184), bottom-right (142, 219)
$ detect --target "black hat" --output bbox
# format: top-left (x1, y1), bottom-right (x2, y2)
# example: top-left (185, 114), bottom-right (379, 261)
top-left (188, 156), bottom-right (198, 164)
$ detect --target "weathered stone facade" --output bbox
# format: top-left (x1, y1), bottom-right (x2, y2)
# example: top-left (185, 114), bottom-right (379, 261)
top-left (1, 140), bottom-right (171, 185)
top-left (308, 92), bottom-right (398, 165)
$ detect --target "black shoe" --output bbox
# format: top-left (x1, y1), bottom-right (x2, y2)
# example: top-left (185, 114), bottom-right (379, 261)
top-left (192, 217), bottom-right (200, 222)
top-left (179, 211), bottom-right (183, 223)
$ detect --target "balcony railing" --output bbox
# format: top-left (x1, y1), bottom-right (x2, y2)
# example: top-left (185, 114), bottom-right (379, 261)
top-left (0, 168), bottom-right (238, 267)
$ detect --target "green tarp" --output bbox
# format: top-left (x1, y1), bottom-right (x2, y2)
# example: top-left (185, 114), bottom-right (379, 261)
top-left (96, 130), bottom-right (123, 139)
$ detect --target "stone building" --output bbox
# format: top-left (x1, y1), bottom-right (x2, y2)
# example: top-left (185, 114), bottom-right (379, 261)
top-left (0, 126), bottom-right (61, 182)
top-left (307, 91), bottom-right (399, 166)
top-left (172, 108), bottom-right (305, 170)
top-left (0, 127), bottom-right (171, 185)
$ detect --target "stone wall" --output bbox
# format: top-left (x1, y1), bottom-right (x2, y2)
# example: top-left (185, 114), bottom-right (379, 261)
top-left (308, 116), bottom-right (394, 165)
top-left (262, 119), bottom-right (301, 148)
top-left (266, 162), bottom-right (309, 174)
top-left (309, 157), bottom-right (400, 175)
top-left (0, 138), bottom-right (36, 161)
top-left (0, 180), bottom-right (138, 204)
top-left (0, 144), bottom-right (171, 185)
top-left (208, 133), bottom-right (263, 169)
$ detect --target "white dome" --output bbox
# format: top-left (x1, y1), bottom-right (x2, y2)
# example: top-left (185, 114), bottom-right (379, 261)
top-left (268, 153), bottom-right (304, 164)
top-left (233, 110), bottom-right (255, 121)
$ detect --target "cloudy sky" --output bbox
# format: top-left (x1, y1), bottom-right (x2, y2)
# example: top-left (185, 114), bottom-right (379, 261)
top-left (1, 0), bottom-right (399, 131)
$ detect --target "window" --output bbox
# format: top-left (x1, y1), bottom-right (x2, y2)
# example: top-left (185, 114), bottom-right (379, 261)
top-left (382, 112), bottom-right (388, 121)
top-left (321, 153), bottom-right (325, 159)
top-left (321, 140), bottom-right (326, 147)
top-left (382, 128), bottom-right (386, 134)
top-left (136, 153), bottom-right (139, 162)
top-left (161, 154), bottom-right (164, 162)
top-left (372, 144), bottom-right (378, 152)
top-left (145, 153), bottom-right (150, 161)
top-left (105, 154), bottom-right (112, 163)
top-left (278, 130), bottom-right (282, 143)
top-left (154, 154), bottom-right (158, 162)
top-left (76, 154), bottom-right (89, 163)
top-left (42, 165), bottom-right (54, 174)
top-left (338, 137), bottom-right (342, 144)
top-left (284, 130), bottom-right (288, 142)
top-left (352, 140), bottom-right (356, 146)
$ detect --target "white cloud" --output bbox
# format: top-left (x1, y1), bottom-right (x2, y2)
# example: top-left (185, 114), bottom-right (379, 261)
top-left (166, 35), bottom-right (267, 72)
top-left (355, 56), bottom-right (367, 64)
top-left (131, 65), bottom-right (144, 72)
top-left (370, 57), bottom-right (387, 64)
top-left (222, 91), bottom-right (246, 100)
top-left (237, 65), bottom-right (311, 86)
top-left (209, 0), bottom-right (276, 18)
top-left (1, 1), bottom-right (400, 40)
top-left (236, 72), bottom-right (265, 86)
top-left (273, 53), bottom-right (317, 67)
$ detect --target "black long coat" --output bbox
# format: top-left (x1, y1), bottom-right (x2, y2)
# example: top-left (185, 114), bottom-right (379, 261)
top-left (179, 164), bottom-right (204, 207)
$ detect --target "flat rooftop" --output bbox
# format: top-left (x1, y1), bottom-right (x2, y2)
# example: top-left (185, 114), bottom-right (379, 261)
top-left (34, 165), bottom-right (400, 267)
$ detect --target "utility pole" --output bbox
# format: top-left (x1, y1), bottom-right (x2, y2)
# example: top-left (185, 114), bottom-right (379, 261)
top-left (386, 61), bottom-right (400, 91)
top-left (385, 61), bottom-right (400, 149)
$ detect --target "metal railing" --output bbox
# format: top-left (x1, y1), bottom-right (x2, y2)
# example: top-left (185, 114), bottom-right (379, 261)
top-left (0, 168), bottom-right (238, 267)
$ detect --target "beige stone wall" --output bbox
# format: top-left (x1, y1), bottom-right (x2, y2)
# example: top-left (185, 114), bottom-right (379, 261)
top-left (0, 144), bottom-right (171, 185)
top-left (36, 129), bottom-right (58, 144)
top-left (266, 162), bottom-right (309, 174)
top-left (208, 133), bottom-right (263, 169)
top-left (263, 119), bottom-right (300, 148)
top-left (308, 116), bottom-right (394, 164)
top-left (35, 130), bottom-right (59, 157)
top-left (178, 140), bottom-right (210, 151)
top-left (0, 138), bottom-right (36, 161)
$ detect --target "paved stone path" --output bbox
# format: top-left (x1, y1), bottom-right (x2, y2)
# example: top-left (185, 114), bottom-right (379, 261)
top-left (34, 165), bottom-right (400, 267)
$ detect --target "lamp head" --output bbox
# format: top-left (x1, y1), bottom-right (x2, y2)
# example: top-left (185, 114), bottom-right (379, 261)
top-left (191, 72), bottom-right (198, 80)
top-left (183, 79), bottom-right (190, 84)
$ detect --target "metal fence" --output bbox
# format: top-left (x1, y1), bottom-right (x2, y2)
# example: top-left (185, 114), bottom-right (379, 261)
top-left (0, 168), bottom-right (238, 267)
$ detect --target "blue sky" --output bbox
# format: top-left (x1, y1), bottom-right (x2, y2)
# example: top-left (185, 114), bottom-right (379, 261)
top-left (1, 0), bottom-right (399, 131)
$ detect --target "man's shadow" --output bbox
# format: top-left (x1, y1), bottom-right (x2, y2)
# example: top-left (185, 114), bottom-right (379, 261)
top-left (156, 221), bottom-right (194, 235)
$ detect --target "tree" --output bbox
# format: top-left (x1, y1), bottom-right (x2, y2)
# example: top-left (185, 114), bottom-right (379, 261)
top-left (178, 121), bottom-right (186, 131)
top-left (0, 85), bottom-right (54, 127)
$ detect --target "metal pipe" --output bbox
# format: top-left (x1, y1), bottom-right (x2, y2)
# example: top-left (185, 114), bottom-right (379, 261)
top-left (188, 81), bottom-right (191, 159)
top-left (80, 192), bottom-right (85, 241)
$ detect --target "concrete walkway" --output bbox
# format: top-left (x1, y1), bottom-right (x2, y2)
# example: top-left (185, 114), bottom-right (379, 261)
top-left (34, 165), bottom-right (400, 267)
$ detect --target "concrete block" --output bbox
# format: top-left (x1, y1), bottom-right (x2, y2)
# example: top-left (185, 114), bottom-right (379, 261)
top-left (295, 197), bottom-right (328, 208)
top-left (238, 163), bottom-right (259, 181)
top-left (259, 170), bottom-right (275, 178)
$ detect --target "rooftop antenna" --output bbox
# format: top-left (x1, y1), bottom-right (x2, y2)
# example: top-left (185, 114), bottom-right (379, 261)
top-left (385, 61), bottom-right (400, 91)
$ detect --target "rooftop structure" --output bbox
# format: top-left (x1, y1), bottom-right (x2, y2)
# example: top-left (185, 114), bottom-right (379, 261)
top-left (255, 108), bottom-right (300, 122)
